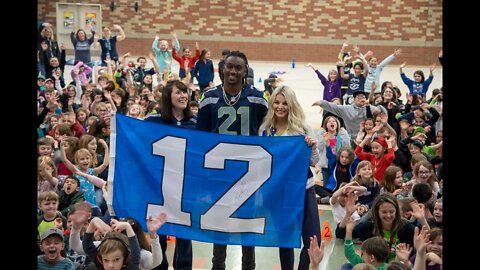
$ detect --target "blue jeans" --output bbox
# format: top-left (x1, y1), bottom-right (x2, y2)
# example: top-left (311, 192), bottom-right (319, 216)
top-left (279, 186), bottom-right (321, 270)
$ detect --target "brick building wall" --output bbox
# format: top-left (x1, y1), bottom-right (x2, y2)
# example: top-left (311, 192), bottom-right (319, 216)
top-left (38, 0), bottom-right (442, 65)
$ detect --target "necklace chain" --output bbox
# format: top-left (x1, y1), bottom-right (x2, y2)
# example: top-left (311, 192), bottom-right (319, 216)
top-left (222, 86), bottom-right (242, 106)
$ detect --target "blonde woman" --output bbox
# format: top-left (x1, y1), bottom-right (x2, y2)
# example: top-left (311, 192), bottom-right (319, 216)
top-left (259, 85), bottom-right (321, 270)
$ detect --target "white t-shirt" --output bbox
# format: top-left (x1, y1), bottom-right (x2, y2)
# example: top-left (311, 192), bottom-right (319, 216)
top-left (331, 198), bottom-right (361, 225)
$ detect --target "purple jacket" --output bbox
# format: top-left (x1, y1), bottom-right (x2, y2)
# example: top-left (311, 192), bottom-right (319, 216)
top-left (315, 70), bottom-right (343, 101)
top-left (410, 253), bottom-right (441, 270)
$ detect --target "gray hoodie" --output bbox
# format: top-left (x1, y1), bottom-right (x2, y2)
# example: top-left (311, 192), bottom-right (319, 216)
top-left (318, 100), bottom-right (387, 140)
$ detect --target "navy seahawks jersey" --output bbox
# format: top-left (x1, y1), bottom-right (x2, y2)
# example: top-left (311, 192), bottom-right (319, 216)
top-left (196, 84), bottom-right (268, 136)
top-left (144, 113), bottom-right (197, 130)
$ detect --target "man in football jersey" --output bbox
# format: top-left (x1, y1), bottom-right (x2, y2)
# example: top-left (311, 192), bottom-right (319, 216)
top-left (196, 51), bottom-right (268, 269)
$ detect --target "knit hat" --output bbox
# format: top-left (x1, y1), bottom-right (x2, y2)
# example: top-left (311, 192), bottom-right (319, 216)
top-left (373, 135), bottom-right (388, 149)
top-left (413, 126), bottom-right (426, 136)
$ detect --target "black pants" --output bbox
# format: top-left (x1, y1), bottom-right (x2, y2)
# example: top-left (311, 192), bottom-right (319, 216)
top-left (314, 184), bottom-right (333, 198)
top-left (212, 244), bottom-right (255, 270)
top-left (279, 187), bottom-right (321, 270)
top-left (154, 236), bottom-right (192, 270)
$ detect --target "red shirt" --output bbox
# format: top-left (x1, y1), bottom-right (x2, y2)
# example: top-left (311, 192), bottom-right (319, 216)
top-left (355, 146), bottom-right (395, 183)
top-left (172, 48), bottom-right (201, 69)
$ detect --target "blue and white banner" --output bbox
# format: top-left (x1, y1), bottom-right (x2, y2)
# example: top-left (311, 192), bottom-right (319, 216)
top-left (107, 113), bottom-right (310, 248)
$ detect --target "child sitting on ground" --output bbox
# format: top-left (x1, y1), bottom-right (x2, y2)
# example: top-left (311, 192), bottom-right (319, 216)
top-left (37, 191), bottom-right (68, 254)
top-left (355, 134), bottom-right (395, 184)
top-left (83, 216), bottom-right (141, 270)
top-left (344, 214), bottom-right (389, 269)
top-left (427, 197), bottom-right (442, 229)
top-left (58, 175), bottom-right (85, 217)
top-left (37, 228), bottom-right (75, 269)
top-left (331, 182), bottom-right (367, 227)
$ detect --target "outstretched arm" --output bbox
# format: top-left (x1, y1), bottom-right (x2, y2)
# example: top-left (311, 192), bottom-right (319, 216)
top-left (429, 63), bottom-right (436, 77)
top-left (60, 142), bottom-right (78, 174)
top-left (152, 35), bottom-right (160, 54)
top-left (368, 81), bottom-right (376, 104)
top-left (337, 61), bottom-right (350, 80)
top-left (149, 52), bottom-right (160, 74)
top-left (338, 42), bottom-right (349, 61)
top-left (93, 139), bottom-right (109, 175)
top-left (113, 24), bottom-right (126, 41)
top-left (399, 62), bottom-right (407, 74)
top-left (413, 226), bottom-right (431, 270)
top-left (171, 31), bottom-right (180, 51)
top-left (143, 213), bottom-right (167, 269)
top-left (308, 235), bottom-right (325, 270)
top-left (306, 62), bottom-right (317, 72)
top-left (74, 168), bottom-right (105, 188)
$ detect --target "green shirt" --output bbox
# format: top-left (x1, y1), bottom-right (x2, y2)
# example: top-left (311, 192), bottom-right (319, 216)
top-left (382, 230), bottom-right (400, 262)
top-left (344, 239), bottom-right (387, 270)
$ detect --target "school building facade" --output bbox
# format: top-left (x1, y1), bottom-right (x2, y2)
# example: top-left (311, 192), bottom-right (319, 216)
top-left (38, 0), bottom-right (442, 65)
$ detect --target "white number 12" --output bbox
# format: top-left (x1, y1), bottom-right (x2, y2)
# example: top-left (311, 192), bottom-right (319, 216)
top-left (146, 136), bottom-right (272, 233)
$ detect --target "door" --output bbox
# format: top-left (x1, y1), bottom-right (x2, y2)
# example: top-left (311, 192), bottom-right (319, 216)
top-left (55, 2), bottom-right (102, 51)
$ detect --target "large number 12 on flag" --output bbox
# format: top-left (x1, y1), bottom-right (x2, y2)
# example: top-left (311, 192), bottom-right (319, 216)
top-left (107, 113), bottom-right (310, 248)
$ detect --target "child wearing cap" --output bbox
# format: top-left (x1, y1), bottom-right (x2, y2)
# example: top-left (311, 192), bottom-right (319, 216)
top-left (38, 228), bottom-right (75, 269)
top-left (355, 133), bottom-right (395, 183)
top-left (38, 75), bottom-right (46, 92)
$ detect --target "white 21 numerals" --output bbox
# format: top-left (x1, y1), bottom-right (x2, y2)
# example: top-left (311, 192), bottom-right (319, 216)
top-left (146, 136), bottom-right (272, 233)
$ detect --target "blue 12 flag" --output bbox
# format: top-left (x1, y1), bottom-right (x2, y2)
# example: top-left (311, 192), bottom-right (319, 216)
top-left (107, 113), bottom-right (310, 248)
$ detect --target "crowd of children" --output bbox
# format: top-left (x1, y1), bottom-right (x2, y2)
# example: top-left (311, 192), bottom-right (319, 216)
top-left (37, 19), bottom-right (443, 270)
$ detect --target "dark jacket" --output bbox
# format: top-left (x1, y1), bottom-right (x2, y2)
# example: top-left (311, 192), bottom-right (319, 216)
top-left (59, 191), bottom-right (86, 217)
top-left (335, 218), bottom-right (415, 247)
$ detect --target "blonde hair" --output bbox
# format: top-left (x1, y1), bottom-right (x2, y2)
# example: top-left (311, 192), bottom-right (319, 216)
top-left (259, 85), bottom-right (308, 136)
top-left (37, 156), bottom-right (58, 180)
top-left (126, 103), bottom-right (146, 119)
top-left (328, 69), bottom-right (338, 81)
top-left (352, 160), bottom-right (378, 188)
top-left (38, 190), bottom-right (59, 203)
top-left (41, 27), bottom-right (55, 40)
top-left (78, 135), bottom-right (98, 167)
top-left (74, 148), bottom-right (93, 166)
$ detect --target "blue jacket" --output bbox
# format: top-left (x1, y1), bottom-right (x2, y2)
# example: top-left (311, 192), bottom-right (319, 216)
top-left (324, 146), bottom-right (359, 191)
top-left (195, 59), bottom-right (214, 86)
top-left (400, 73), bottom-right (433, 97)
